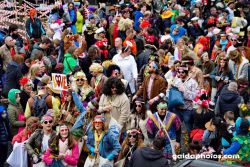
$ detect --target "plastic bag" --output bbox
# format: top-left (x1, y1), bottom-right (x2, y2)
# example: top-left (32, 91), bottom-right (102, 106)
top-left (84, 156), bottom-right (96, 167)
top-left (7, 141), bottom-right (28, 167)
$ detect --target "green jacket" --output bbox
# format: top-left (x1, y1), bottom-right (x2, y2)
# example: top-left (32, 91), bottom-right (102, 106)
top-left (7, 89), bottom-right (25, 137)
top-left (63, 53), bottom-right (77, 75)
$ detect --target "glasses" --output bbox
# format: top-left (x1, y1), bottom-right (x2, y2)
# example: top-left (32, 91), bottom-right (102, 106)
top-left (128, 134), bottom-right (137, 138)
top-left (136, 104), bottom-right (142, 108)
top-left (44, 120), bottom-right (53, 124)
top-left (178, 71), bottom-right (185, 74)
top-left (94, 121), bottom-right (103, 125)
top-left (76, 78), bottom-right (84, 82)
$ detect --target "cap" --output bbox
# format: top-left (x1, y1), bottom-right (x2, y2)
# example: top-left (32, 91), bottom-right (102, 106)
top-left (95, 27), bottom-right (105, 34)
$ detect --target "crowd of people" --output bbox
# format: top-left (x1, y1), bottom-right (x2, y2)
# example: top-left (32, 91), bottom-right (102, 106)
top-left (0, 0), bottom-right (250, 166)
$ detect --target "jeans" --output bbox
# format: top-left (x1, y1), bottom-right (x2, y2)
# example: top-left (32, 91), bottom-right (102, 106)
top-left (211, 87), bottom-right (217, 103)
top-left (173, 108), bottom-right (194, 134)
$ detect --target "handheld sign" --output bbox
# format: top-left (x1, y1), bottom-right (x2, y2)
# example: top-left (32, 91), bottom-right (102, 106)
top-left (51, 73), bottom-right (68, 91)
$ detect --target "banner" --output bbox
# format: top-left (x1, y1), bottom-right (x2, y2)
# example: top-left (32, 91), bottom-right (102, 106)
top-left (52, 73), bottom-right (68, 91)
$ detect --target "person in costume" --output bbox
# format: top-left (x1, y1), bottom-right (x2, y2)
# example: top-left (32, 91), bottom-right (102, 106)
top-left (222, 117), bottom-right (250, 166)
top-left (98, 77), bottom-right (130, 129)
top-left (72, 71), bottom-right (95, 107)
top-left (59, 89), bottom-right (80, 128)
top-left (70, 97), bottom-right (98, 166)
top-left (18, 77), bottom-right (33, 111)
top-left (43, 124), bottom-right (79, 166)
top-left (95, 27), bottom-right (109, 61)
top-left (26, 115), bottom-right (57, 165)
top-left (89, 63), bottom-right (107, 100)
top-left (127, 97), bottom-right (149, 145)
top-left (146, 101), bottom-right (181, 158)
top-left (117, 128), bottom-right (144, 167)
top-left (86, 115), bottom-right (121, 166)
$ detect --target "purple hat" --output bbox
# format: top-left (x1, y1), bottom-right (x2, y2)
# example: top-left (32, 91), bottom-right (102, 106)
top-left (88, 6), bottom-right (96, 12)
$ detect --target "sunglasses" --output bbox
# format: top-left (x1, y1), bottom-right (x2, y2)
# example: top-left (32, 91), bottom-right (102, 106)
top-left (128, 134), bottom-right (137, 138)
top-left (136, 104), bottom-right (142, 108)
top-left (44, 120), bottom-right (53, 124)
top-left (178, 71), bottom-right (185, 74)
top-left (76, 78), bottom-right (84, 82)
top-left (94, 121), bottom-right (103, 125)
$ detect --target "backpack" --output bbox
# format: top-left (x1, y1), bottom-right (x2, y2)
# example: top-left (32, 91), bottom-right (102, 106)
top-left (32, 94), bottom-right (49, 118)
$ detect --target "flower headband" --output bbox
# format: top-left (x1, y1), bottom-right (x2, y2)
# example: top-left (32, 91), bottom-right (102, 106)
top-left (127, 129), bottom-right (141, 135)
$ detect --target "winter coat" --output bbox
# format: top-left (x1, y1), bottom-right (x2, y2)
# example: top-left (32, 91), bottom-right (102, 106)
top-left (217, 86), bottom-right (241, 119)
top-left (25, 17), bottom-right (46, 39)
top-left (3, 61), bottom-right (22, 96)
top-left (0, 44), bottom-right (18, 71)
top-left (63, 53), bottom-right (77, 75)
top-left (7, 89), bottom-right (25, 137)
top-left (99, 93), bottom-right (130, 129)
top-left (86, 130), bottom-right (121, 160)
top-left (7, 103), bottom-right (25, 138)
top-left (129, 147), bottom-right (169, 167)
top-left (25, 129), bottom-right (57, 156)
top-left (0, 117), bottom-right (11, 144)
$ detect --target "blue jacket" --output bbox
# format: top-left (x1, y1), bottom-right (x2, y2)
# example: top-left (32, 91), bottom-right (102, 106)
top-left (71, 92), bottom-right (87, 131)
top-left (134, 11), bottom-right (144, 31)
top-left (87, 130), bottom-right (121, 160)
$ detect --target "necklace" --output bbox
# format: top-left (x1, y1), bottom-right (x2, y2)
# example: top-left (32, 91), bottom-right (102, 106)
top-left (94, 130), bottom-right (104, 149)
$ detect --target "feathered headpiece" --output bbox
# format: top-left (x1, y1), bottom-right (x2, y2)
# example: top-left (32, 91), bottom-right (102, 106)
top-left (19, 77), bottom-right (33, 90)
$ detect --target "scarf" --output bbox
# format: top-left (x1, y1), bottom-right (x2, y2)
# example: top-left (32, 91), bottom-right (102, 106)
top-left (94, 131), bottom-right (104, 150)
top-left (220, 39), bottom-right (228, 51)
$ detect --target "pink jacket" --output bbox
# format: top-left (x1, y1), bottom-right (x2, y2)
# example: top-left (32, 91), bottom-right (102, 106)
top-left (42, 142), bottom-right (79, 166)
top-left (12, 129), bottom-right (29, 144)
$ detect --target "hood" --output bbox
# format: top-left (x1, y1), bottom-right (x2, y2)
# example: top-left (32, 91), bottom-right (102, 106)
top-left (64, 53), bottom-right (73, 58)
top-left (8, 89), bottom-right (21, 105)
top-left (140, 147), bottom-right (165, 161)
top-left (220, 88), bottom-right (239, 103)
